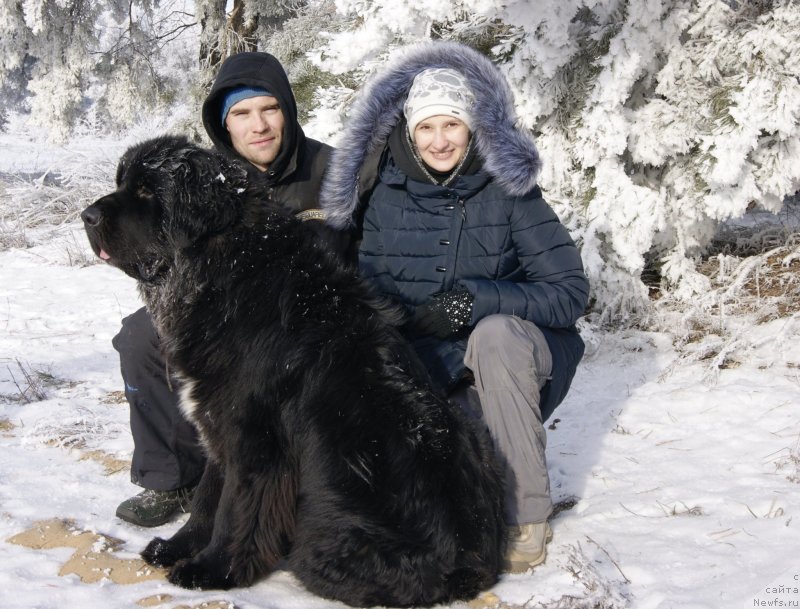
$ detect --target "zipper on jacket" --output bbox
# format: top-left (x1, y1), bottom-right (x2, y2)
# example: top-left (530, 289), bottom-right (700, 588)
top-left (445, 196), bottom-right (466, 291)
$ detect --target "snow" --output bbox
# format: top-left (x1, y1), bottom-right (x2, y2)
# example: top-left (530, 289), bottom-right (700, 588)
top-left (1, 135), bottom-right (800, 609)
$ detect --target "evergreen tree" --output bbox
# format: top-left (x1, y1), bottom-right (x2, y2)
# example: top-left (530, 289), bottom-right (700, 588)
top-left (0, 0), bottom-right (197, 140)
top-left (309, 0), bottom-right (800, 322)
top-left (0, 0), bottom-right (346, 138)
top-left (3, 0), bottom-right (797, 321)
top-left (194, 0), bottom-right (322, 93)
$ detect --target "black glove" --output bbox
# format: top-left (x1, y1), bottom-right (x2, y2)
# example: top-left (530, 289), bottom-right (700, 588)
top-left (412, 290), bottom-right (474, 339)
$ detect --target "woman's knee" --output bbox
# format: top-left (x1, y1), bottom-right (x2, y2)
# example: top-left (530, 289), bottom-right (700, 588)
top-left (469, 315), bottom-right (529, 353)
top-left (466, 314), bottom-right (552, 382)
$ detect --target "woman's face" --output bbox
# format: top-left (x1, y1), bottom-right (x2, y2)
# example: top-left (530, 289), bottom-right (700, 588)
top-left (412, 116), bottom-right (471, 173)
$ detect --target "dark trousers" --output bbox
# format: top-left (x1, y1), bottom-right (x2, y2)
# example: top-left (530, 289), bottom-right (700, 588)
top-left (112, 307), bottom-right (205, 491)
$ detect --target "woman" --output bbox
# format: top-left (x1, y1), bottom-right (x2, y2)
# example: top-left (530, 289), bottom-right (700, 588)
top-left (322, 41), bottom-right (590, 572)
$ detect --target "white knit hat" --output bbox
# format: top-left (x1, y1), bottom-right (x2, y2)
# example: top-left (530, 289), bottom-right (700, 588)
top-left (403, 68), bottom-right (475, 135)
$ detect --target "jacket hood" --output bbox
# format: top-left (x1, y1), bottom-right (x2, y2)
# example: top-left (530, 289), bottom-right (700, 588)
top-left (202, 52), bottom-right (305, 180)
top-left (322, 41), bottom-right (542, 227)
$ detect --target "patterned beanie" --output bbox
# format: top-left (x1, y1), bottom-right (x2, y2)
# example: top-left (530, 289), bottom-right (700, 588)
top-left (221, 86), bottom-right (273, 126)
top-left (403, 68), bottom-right (475, 135)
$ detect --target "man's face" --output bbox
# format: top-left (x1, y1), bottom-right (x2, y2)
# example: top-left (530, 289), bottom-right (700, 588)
top-left (225, 95), bottom-right (285, 172)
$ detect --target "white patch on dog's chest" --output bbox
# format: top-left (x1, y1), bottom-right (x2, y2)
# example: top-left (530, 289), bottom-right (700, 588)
top-left (177, 377), bottom-right (210, 450)
top-left (177, 378), bottom-right (198, 419)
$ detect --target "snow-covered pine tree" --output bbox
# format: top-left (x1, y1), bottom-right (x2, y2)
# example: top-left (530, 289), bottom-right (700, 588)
top-left (0, 0), bottom-right (104, 141)
top-left (95, 1), bottom-right (198, 133)
top-left (308, 0), bottom-right (800, 324)
top-left (4, 0), bottom-right (797, 322)
top-left (0, 0), bottom-right (197, 141)
top-left (254, 0), bottom-right (352, 126)
top-left (197, 0), bottom-right (346, 114)
top-left (0, 0), bottom-right (344, 139)
top-left (183, 0), bottom-right (348, 138)
top-left (0, 0), bottom-right (31, 130)
top-left (196, 0), bottom-right (251, 92)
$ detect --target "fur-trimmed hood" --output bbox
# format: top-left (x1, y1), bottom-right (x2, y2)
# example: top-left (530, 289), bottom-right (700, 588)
top-left (321, 41), bottom-right (542, 228)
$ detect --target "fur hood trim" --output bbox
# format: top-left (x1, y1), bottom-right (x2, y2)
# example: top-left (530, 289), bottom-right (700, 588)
top-left (322, 41), bottom-right (542, 227)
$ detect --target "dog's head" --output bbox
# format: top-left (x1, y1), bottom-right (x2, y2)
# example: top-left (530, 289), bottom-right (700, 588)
top-left (82, 135), bottom-right (248, 282)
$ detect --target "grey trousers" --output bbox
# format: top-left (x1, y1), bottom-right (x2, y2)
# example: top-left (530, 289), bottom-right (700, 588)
top-left (455, 314), bottom-right (553, 526)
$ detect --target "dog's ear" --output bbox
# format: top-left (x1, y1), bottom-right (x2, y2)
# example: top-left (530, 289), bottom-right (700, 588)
top-left (158, 143), bottom-right (249, 248)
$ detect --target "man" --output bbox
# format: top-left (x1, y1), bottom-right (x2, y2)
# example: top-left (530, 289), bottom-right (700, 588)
top-left (113, 51), bottom-right (346, 527)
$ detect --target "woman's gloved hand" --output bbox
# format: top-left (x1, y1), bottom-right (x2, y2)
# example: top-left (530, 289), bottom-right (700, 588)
top-left (411, 290), bottom-right (474, 338)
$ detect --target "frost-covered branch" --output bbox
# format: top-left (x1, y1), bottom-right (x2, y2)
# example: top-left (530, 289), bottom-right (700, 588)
top-left (309, 0), bottom-right (800, 325)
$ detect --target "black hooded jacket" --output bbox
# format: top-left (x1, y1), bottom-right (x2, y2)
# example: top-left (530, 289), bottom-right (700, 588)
top-left (202, 52), bottom-right (343, 239)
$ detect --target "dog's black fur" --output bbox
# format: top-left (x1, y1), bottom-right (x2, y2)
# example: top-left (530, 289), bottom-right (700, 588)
top-left (82, 135), bottom-right (507, 607)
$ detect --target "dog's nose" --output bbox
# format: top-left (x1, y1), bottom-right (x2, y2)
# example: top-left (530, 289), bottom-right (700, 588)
top-left (81, 205), bottom-right (102, 227)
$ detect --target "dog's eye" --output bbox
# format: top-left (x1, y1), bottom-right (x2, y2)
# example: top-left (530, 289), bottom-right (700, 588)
top-left (137, 184), bottom-right (154, 199)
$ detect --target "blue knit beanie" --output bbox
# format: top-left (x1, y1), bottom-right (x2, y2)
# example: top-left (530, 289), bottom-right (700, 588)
top-left (220, 86), bottom-right (272, 126)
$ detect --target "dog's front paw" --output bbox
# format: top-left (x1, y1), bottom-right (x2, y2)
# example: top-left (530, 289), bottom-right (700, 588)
top-left (168, 557), bottom-right (237, 590)
top-left (141, 536), bottom-right (187, 567)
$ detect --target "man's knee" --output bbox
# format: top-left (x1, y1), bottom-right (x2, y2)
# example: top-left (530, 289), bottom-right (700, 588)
top-left (112, 307), bottom-right (159, 360)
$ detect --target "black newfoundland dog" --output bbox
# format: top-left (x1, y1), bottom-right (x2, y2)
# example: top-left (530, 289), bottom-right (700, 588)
top-left (81, 136), bottom-right (507, 607)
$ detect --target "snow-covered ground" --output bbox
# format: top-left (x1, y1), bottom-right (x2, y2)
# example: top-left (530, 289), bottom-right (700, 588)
top-left (1, 132), bottom-right (799, 609)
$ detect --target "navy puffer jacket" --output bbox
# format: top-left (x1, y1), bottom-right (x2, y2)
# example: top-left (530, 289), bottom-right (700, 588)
top-left (322, 41), bottom-right (590, 418)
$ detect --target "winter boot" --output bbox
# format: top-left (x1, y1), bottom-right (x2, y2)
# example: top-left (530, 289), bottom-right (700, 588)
top-left (504, 522), bottom-right (553, 573)
top-left (115, 486), bottom-right (194, 527)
